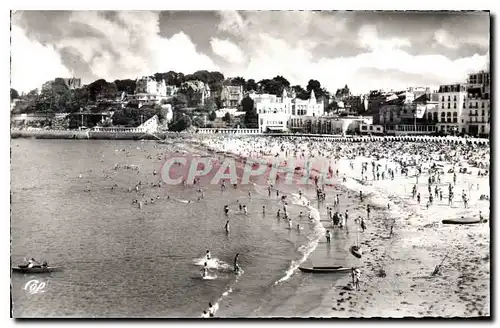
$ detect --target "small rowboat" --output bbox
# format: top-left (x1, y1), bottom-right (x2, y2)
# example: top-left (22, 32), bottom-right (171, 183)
top-left (299, 266), bottom-right (351, 273)
top-left (12, 266), bottom-right (61, 274)
top-left (442, 218), bottom-right (482, 225)
top-left (350, 245), bottom-right (362, 258)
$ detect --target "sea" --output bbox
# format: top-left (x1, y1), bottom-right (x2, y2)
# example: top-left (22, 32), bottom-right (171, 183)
top-left (11, 138), bottom-right (368, 318)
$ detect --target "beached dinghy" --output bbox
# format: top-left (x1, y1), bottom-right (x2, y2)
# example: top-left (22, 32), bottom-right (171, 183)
top-left (299, 266), bottom-right (351, 273)
top-left (350, 245), bottom-right (363, 258)
top-left (12, 266), bottom-right (61, 274)
top-left (442, 217), bottom-right (483, 225)
top-left (350, 219), bottom-right (363, 258)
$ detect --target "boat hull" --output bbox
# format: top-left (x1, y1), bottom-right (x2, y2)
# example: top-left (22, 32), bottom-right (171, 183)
top-left (350, 246), bottom-right (362, 258)
top-left (442, 218), bottom-right (482, 225)
top-left (12, 266), bottom-right (60, 274)
top-left (299, 266), bottom-right (351, 273)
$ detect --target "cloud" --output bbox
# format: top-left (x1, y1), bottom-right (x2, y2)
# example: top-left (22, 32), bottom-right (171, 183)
top-left (358, 24), bottom-right (411, 51)
top-left (10, 26), bottom-right (72, 93)
top-left (11, 11), bottom-right (219, 92)
top-left (434, 29), bottom-right (459, 49)
top-left (217, 11), bottom-right (247, 36)
top-left (218, 12), bottom-right (488, 94)
top-left (210, 38), bottom-right (245, 64)
top-left (11, 11), bottom-right (490, 95)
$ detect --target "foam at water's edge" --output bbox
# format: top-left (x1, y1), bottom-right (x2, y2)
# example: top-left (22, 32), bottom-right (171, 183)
top-left (273, 192), bottom-right (326, 285)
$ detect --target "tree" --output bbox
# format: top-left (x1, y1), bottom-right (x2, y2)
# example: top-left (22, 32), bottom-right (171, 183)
top-left (192, 116), bottom-right (205, 127)
top-left (114, 79), bottom-right (136, 94)
top-left (244, 110), bottom-right (258, 128)
top-left (231, 76), bottom-right (246, 86)
top-left (87, 79), bottom-right (109, 101)
top-left (245, 79), bottom-right (258, 91)
top-left (10, 88), bottom-right (19, 100)
top-left (306, 79), bottom-right (326, 99)
top-left (208, 110), bottom-right (217, 121)
top-left (292, 85), bottom-right (308, 100)
top-left (171, 93), bottom-right (188, 110)
top-left (241, 96), bottom-right (254, 113)
top-left (258, 76), bottom-right (290, 95)
top-left (203, 98), bottom-right (217, 112)
top-left (170, 115), bottom-right (192, 132)
top-left (222, 112), bottom-right (232, 124)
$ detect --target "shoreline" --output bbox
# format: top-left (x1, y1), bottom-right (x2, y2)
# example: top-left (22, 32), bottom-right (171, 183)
top-left (12, 135), bottom-right (490, 318)
top-left (10, 129), bottom-right (490, 145)
top-left (195, 137), bottom-right (490, 317)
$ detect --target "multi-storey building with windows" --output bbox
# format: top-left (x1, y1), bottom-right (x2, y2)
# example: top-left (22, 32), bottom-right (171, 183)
top-left (436, 83), bottom-right (468, 134)
top-left (465, 70), bottom-right (490, 137)
top-left (220, 85), bottom-right (244, 108)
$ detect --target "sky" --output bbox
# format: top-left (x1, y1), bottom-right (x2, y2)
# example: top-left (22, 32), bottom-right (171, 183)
top-left (10, 10), bottom-right (490, 95)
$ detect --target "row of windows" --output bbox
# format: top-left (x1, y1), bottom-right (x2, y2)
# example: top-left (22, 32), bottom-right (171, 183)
top-left (440, 102), bottom-right (489, 109)
top-left (265, 121), bottom-right (285, 125)
top-left (469, 110), bottom-right (489, 116)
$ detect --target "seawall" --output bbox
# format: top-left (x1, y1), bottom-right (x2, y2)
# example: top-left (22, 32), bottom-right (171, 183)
top-left (10, 129), bottom-right (174, 140)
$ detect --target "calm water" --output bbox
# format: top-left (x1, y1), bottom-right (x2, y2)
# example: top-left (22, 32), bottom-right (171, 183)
top-left (11, 139), bottom-right (363, 318)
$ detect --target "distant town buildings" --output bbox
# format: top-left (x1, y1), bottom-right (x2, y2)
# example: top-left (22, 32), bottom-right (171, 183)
top-left (181, 80), bottom-right (211, 107)
top-left (220, 85), bottom-right (244, 108)
top-left (41, 77), bottom-right (82, 92)
top-left (127, 76), bottom-right (169, 106)
top-left (253, 89), bottom-right (325, 132)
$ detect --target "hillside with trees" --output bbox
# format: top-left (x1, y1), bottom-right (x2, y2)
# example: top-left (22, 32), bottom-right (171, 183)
top-left (11, 70), bottom-right (332, 131)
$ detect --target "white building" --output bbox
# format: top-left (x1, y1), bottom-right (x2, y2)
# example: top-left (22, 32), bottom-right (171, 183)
top-left (255, 89), bottom-right (324, 132)
top-left (127, 77), bottom-right (171, 106)
top-left (436, 83), bottom-right (468, 134)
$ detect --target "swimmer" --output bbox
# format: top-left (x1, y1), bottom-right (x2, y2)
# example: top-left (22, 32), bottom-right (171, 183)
top-left (201, 262), bottom-right (208, 278)
top-left (297, 224), bottom-right (301, 232)
top-left (299, 212), bottom-right (303, 218)
top-left (208, 302), bottom-right (216, 317)
top-left (262, 206), bottom-right (266, 214)
top-left (224, 205), bottom-right (229, 215)
top-left (325, 230), bottom-right (331, 243)
top-left (233, 253), bottom-right (240, 273)
top-left (243, 205), bottom-right (248, 215)
top-left (205, 250), bottom-right (211, 261)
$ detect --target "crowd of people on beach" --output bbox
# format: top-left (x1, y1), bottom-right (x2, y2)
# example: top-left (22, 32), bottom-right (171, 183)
top-left (90, 134), bottom-right (489, 317)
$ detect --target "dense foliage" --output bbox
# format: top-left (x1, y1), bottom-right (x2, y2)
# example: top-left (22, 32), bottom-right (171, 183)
top-left (12, 70), bottom-right (332, 131)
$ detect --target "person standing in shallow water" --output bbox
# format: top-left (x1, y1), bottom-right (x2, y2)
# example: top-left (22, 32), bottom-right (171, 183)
top-left (325, 230), bottom-right (331, 243)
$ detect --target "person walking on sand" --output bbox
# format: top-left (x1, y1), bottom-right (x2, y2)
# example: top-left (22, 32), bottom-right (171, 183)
top-left (354, 268), bottom-right (361, 291)
top-left (325, 230), bottom-right (331, 243)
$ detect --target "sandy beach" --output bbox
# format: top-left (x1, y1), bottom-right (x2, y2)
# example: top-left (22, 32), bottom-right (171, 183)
top-left (199, 135), bottom-right (490, 317)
